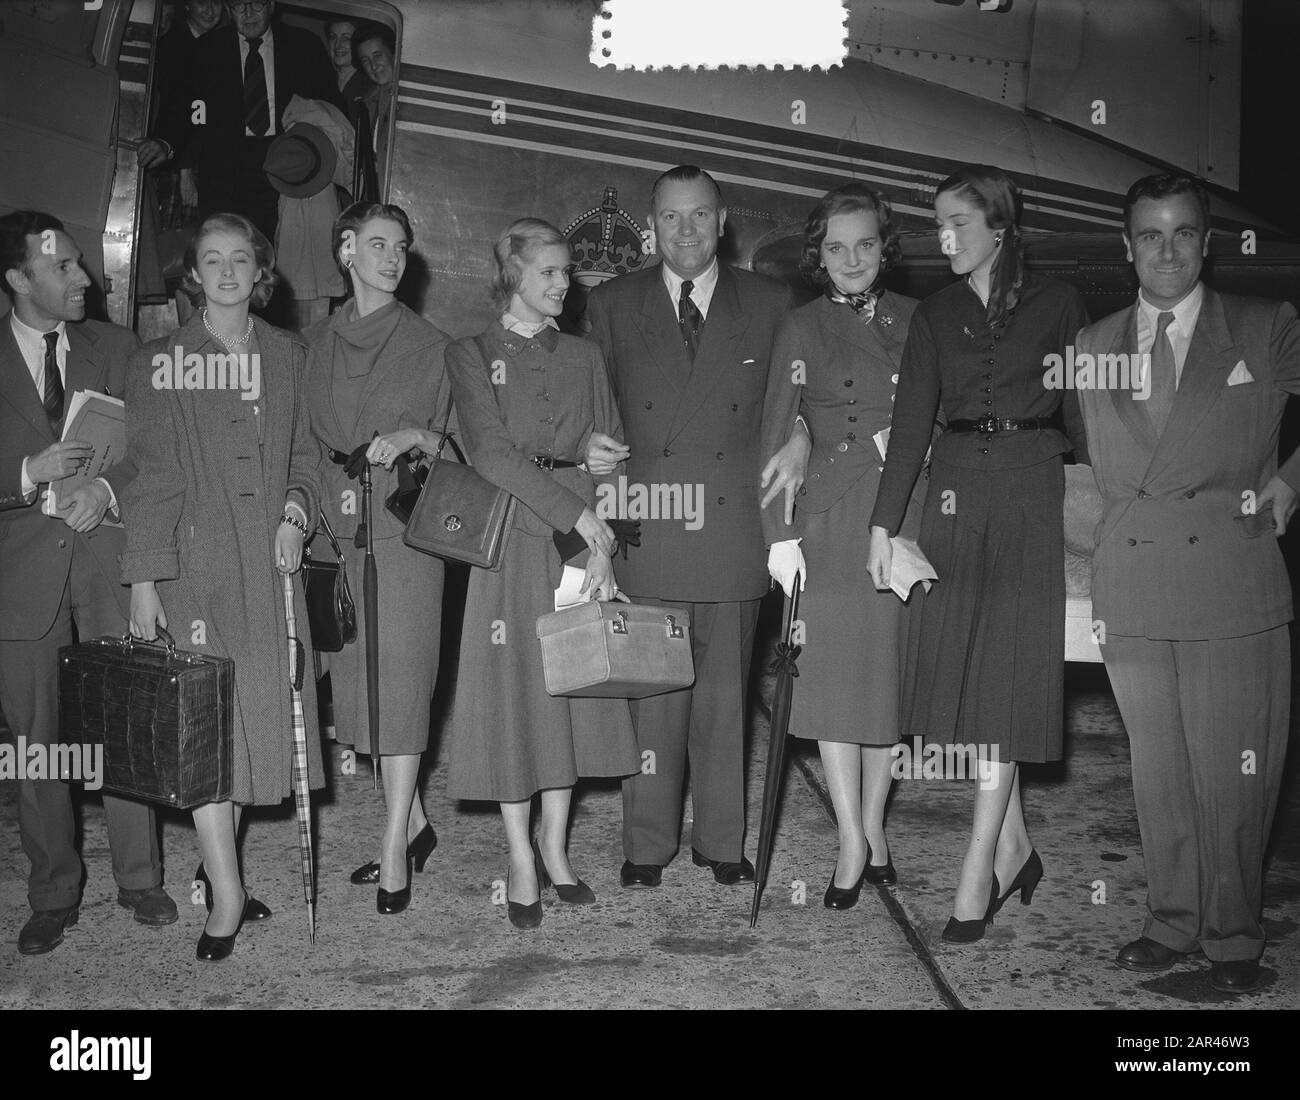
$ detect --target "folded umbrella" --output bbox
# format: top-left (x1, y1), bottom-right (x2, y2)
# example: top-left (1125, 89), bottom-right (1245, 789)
top-left (344, 438), bottom-right (381, 789)
top-left (750, 573), bottom-right (802, 928)
top-left (282, 572), bottom-right (316, 943)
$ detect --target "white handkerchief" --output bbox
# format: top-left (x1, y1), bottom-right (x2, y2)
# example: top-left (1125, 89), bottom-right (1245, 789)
top-left (1227, 360), bottom-right (1255, 386)
top-left (889, 536), bottom-right (938, 601)
top-left (873, 427), bottom-right (890, 461)
top-left (554, 565), bottom-right (589, 610)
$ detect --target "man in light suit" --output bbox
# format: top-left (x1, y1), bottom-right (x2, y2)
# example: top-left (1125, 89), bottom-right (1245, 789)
top-left (1074, 174), bottom-right (1299, 994)
top-left (0, 211), bottom-right (175, 954)
top-left (153, 0), bottom-right (340, 239)
top-left (585, 165), bottom-right (802, 887)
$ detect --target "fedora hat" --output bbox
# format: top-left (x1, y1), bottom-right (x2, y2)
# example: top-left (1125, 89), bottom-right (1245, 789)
top-left (263, 122), bottom-right (337, 198)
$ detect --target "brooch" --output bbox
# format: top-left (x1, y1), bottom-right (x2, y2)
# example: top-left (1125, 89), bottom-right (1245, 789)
top-left (877, 313), bottom-right (893, 327)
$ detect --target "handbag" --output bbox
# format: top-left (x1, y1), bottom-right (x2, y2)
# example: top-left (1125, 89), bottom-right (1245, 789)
top-left (302, 510), bottom-right (357, 651)
top-left (57, 627), bottom-right (234, 809)
top-left (402, 335), bottom-right (516, 570)
top-left (535, 601), bottom-right (695, 699)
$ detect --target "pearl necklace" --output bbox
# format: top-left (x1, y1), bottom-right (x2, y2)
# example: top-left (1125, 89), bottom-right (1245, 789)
top-left (202, 308), bottom-right (254, 348)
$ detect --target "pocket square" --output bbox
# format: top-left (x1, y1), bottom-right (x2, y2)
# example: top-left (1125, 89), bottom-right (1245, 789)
top-left (1227, 360), bottom-right (1255, 386)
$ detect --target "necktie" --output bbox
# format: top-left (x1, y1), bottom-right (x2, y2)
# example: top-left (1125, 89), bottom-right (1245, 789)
top-left (678, 280), bottom-right (702, 361)
top-left (827, 286), bottom-right (877, 324)
top-left (42, 331), bottom-right (64, 430)
top-left (1147, 311), bottom-right (1175, 434)
top-left (243, 36), bottom-right (270, 137)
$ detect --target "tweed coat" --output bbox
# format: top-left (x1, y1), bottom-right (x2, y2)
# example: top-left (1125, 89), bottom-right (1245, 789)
top-left (585, 263), bottom-right (794, 603)
top-left (0, 317), bottom-right (138, 639)
top-left (119, 314), bottom-right (324, 804)
top-left (1074, 287), bottom-right (1300, 640)
top-left (303, 300), bottom-right (453, 755)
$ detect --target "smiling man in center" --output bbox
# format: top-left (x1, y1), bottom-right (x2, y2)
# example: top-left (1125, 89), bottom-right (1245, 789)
top-left (584, 164), bottom-right (801, 889)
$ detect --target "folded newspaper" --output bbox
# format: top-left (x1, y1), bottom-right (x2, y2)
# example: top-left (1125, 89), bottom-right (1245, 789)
top-left (889, 536), bottom-right (937, 601)
top-left (42, 390), bottom-right (125, 528)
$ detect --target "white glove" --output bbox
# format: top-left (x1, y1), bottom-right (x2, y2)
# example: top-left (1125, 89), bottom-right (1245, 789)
top-left (767, 539), bottom-right (806, 599)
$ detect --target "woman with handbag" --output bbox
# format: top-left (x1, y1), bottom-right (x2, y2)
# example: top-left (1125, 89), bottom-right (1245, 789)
top-left (759, 183), bottom-right (926, 909)
top-left (303, 201), bottom-right (451, 914)
top-left (445, 218), bottom-right (639, 929)
top-left (866, 166), bottom-right (1088, 942)
top-left (122, 212), bottom-right (324, 961)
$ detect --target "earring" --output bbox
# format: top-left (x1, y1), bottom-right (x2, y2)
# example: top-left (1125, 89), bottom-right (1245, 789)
top-left (994, 233), bottom-right (1003, 246)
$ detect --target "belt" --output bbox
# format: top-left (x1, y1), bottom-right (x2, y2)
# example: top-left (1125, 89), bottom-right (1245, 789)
top-left (946, 416), bottom-right (1054, 435)
top-left (531, 455), bottom-right (579, 470)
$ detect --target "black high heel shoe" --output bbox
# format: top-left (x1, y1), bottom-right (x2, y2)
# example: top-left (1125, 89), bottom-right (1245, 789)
top-left (196, 893), bottom-right (257, 962)
top-left (991, 849), bottom-right (1043, 915)
top-left (377, 858), bottom-right (412, 915)
top-left (507, 859), bottom-right (543, 930)
top-left (349, 823), bottom-right (438, 885)
top-left (196, 864), bottom-right (271, 922)
top-left (863, 841), bottom-right (897, 886)
top-left (532, 840), bottom-right (596, 905)
top-left (823, 846), bottom-right (869, 910)
top-left (940, 875), bottom-right (1000, 944)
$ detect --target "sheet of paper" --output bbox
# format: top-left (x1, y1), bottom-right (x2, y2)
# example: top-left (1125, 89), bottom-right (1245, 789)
top-left (43, 390), bottom-right (126, 527)
top-left (554, 564), bottom-right (589, 610)
top-left (890, 536), bottom-right (937, 601)
top-left (873, 426), bottom-right (889, 461)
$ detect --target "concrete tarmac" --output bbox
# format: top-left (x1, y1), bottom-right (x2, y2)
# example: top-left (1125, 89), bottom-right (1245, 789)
top-left (2, 600), bottom-right (1297, 1011)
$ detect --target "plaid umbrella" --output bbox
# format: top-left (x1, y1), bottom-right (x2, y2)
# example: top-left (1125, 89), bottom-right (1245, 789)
top-left (283, 572), bottom-right (317, 943)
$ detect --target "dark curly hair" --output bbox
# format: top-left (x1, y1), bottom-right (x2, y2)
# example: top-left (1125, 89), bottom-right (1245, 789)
top-left (800, 183), bottom-right (900, 289)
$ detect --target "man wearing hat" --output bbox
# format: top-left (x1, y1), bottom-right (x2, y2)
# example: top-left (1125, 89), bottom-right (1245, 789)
top-left (157, 0), bottom-right (341, 240)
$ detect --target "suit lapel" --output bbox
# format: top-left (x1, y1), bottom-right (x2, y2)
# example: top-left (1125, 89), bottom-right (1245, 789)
top-left (668, 266), bottom-right (750, 441)
top-left (631, 271), bottom-right (689, 395)
top-left (826, 292), bottom-right (905, 367)
top-left (65, 321), bottom-right (108, 399)
top-left (1146, 288), bottom-right (1237, 475)
top-left (1105, 305), bottom-right (1159, 454)
top-left (0, 323), bottom-right (50, 438)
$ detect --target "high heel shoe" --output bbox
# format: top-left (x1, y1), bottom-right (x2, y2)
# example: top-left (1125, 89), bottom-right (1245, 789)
top-left (940, 875), bottom-right (1000, 944)
top-left (991, 849), bottom-right (1043, 915)
top-left (377, 859), bottom-right (412, 915)
top-left (506, 862), bottom-right (543, 930)
top-left (532, 840), bottom-right (596, 905)
top-left (195, 864), bottom-right (271, 922)
top-left (196, 893), bottom-right (256, 961)
top-left (863, 841), bottom-right (897, 886)
top-left (349, 823), bottom-right (438, 885)
top-left (823, 843), bottom-right (869, 910)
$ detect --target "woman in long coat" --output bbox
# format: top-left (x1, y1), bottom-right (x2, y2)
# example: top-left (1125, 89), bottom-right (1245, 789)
top-left (304, 201), bottom-right (450, 914)
top-left (445, 218), bottom-right (639, 929)
top-left (123, 212), bottom-right (323, 961)
top-left (867, 166), bottom-right (1088, 942)
top-left (760, 183), bottom-right (924, 910)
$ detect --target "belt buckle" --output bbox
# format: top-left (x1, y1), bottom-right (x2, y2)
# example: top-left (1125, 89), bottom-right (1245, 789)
top-left (974, 414), bottom-right (1000, 434)
top-left (532, 455), bottom-right (555, 470)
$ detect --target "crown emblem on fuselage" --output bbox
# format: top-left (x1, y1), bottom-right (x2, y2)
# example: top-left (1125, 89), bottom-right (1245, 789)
top-left (563, 186), bottom-right (649, 286)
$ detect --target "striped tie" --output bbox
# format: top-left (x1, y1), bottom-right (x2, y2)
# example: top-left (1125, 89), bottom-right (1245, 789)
top-left (243, 36), bottom-right (270, 136)
top-left (42, 331), bottom-right (64, 430)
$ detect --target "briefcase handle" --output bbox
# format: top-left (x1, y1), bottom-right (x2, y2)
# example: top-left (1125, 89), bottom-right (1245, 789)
top-left (119, 625), bottom-right (178, 659)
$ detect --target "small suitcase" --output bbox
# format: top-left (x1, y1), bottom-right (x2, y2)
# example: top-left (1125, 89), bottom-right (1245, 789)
top-left (58, 629), bottom-right (234, 809)
top-left (535, 601), bottom-right (694, 699)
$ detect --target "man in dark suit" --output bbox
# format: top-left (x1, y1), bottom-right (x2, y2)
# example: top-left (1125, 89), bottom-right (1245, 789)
top-left (155, 0), bottom-right (340, 239)
top-left (1074, 174), bottom-right (1300, 994)
top-left (0, 211), bottom-right (175, 955)
top-left (586, 165), bottom-right (799, 887)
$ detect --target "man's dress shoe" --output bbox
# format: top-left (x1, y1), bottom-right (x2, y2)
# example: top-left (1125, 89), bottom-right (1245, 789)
top-left (691, 849), bottom-right (755, 886)
top-left (18, 906), bottom-right (79, 955)
top-left (117, 886), bottom-right (178, 925)
top-left (1115, 936), bottom-right (1189, 973)
top-left (1210, 959), bottom-right (1260, 994)
top-left (620, 860), bottom-right (662, 888)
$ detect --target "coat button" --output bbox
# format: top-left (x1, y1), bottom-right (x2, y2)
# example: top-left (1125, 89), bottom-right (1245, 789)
top-left (731, 404), bottom-right (739, 411)
top-left (717, 496), bottom-right (726, 504)
top-left (847, 433), bottom-right (856, 441)
top-left (891, 374), bottom-right (899, 383)
top-left (844, 379), bottom-right (853, 387)
top-left (1127, 538), bottom-right (1137, 546)
top-left (58, 538), bottom-right (67, 549)
top-left (1189, 535), bottom-right (1199, 544)
top-left (715, 452), bottom-right (724, 460)
top-left (847, 398), bottom-right (856, 405)
top-left (645, 401), bottom-right (654, 409)
top-left (837, 441), bottom-right (849, 452)
top-left (980, 448), bottom-right (989, 455)
top-left (1137, 489), bottom-right (1149, 499)
top-left (848, 416), bottom-right (857, 423)
top-left (663, 448), bottom-right (672, 457)
top-left (1185, 489), bottom-right (1196, 498)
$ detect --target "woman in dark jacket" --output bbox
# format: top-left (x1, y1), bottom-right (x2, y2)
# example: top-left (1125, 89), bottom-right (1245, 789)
top-left (867, 166), bottom-right (1088, 942)
top-left (123, 212), bottom-right (323, 961)
top-left (303, 201), bottom-right (451, 914)
top-left (760, 183), bottom-right (924, 909)
top-left (444, 218), bottom-right (639, 929)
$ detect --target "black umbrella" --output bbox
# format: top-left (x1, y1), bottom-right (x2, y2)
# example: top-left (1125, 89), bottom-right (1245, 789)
top-left (750, 573), bottom-right (802, 928)
top-left (344, 439), bottom-right (380, 789)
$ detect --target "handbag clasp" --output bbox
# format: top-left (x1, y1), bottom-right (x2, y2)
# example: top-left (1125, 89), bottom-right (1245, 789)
top-left (664, 614), bottom-right (684, 639)
top-left (610, 610), bottom-right (629, 635)
top-left (444, 514), bottom-right (463, 532)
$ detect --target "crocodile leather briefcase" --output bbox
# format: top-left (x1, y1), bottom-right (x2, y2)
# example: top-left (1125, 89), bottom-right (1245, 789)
top-left (535, 601), bottom-right (694, 699)
top-left (58, 628), bottom-right (234, 808)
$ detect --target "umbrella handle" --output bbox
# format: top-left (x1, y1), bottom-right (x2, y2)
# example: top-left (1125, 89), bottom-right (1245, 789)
top-left (781, 570), bottom-right (802, 643)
